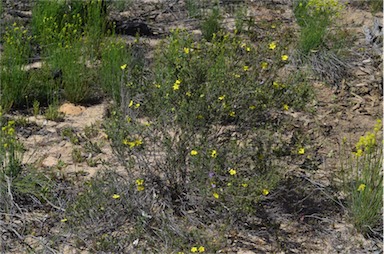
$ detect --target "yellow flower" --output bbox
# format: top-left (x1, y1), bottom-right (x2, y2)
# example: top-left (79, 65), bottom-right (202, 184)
top-left (190, 150), bottom-right (198, 156)
top-left (112, 194), bottom-right (120, 199)
top-left (134, 139), bottom-right (143, 146)
top-left (183, 47), bottom-right (190, 54)
top-left (249, 105), bottom-right (256, 110)
top-left (229, 111), bottom-right (236, 117)
top-left (374, 119), bottom-right (382, 132)
top-left (136, 179), bottom-right (144, 185)
top-left (268, 42), bottom-right (277, 50)
top-left (155, 83), bottom-right (161, 88)
top-left (135, 103), bottom-right (141, 108)
top-left (271, 24), bottom-right (276, 29)
top-left (273, 81), bottom-right (280, 89)
top-left (186, 91), bottom-right (192, 97)
top-left (120, 64), bottom-right (127, 70)
top-left (283, 104), bottom-right (289, 111)
top-left (243, 65), bottom-right (249, 71)
top-left (213, 192), bottom-right (219, 199)
top-left (246, 47), bottom-right (251, 52)
top-left (60, 218), bottom-right (68, 223)
top-left (354, 149), bottom-right (363, 157)
top-left (229, 168), bottom-right (236, 175)
top-left (241, 183), bottom-right (248, 187)
top-left (173, 79), bottom-right (181, 90)
top-left (298, 148), bottom-right (305, 155)
top-left (198, 246), bottom-right (205, 252)
top-left (211, 150), bottom-right (217, 158)
top-left (218, 95), bottom-right (225, 101)
top-left (129, 100), bottom-right (134, 107)
top-left (234, 74), bottom-right (241, 78)
top-left (173, 84), bottom-right (180, 90)
top-left (123, 139), bottom-right (136, 148)
top-left (261, 62), bottom-right (268, 69)
top-left (137, 185), bottom-right (145, 191)
top-left (281, 54), bottom-right (289, 61)
top-left (357, 183), bottom-right (366, 192)
top-left (191, 247), bottom-right (198, 253)
top-left (262, 189), bottom-right (269, 196)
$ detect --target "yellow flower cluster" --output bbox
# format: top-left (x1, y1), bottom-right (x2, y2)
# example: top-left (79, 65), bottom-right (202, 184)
top-left (357, 183), bottom-right (366, 192)
top-left (306, 0), bottom-right (344, 17)
top-left (191, 246), bottom-right (205, 252)
top-left (354, 131), bottom-right (377, 157)
top-left (173, 79), bottom-right (181, 91)
top-left (273, 81), bottom-right (286, 89)
top-left (136, 179), bottom-right (145, 191)
top-left (123, 138), bottom-right (143, 148)
top-left (128, 100), bottom-right (140, 108)
top-left (1, 120), bottom-right (15, 136)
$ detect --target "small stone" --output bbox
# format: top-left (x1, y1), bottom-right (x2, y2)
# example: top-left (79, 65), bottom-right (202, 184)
top-left (42, 156), bottom-right (58, 168)
top-left (58, 103), bottom-right (85, 116)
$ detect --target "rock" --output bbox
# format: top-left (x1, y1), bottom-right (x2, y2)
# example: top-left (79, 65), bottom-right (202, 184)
top-left (58, 103), bottom-right (85, 116)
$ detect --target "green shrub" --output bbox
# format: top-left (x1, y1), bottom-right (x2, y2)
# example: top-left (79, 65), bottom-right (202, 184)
top-left (368, 0), bottom-right (383, 13)
top-left (294, 0), bottom-right (344, 54)
top-left (100, 28), bottom-right (313, 250)
top-left (201, 7), bottom-right (222, 41)
top-left (99, 38), bottom-right (132, 105)
top-left (31, 0), bottom-right (106, 104)
top-left (48, 41), bottom-right (96, 103)
top-left (186, 0), bottom-right (201, 18)
top-left (0, 23), bottom-right (32, 110)
top-left (340, 120), bottom-right (383, 237)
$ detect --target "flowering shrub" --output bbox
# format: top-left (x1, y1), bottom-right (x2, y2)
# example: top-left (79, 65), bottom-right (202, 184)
top-left (306, 0), bottom-right (344, 17)
top-left (340, 119), bottom-right (383, 237)
top-left (0, 23), bottom-right (32, 109)
top-left (102, 26), bottom-right (314, 249)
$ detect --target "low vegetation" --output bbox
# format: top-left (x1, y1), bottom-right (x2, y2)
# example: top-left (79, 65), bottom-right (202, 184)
top-left (0, 0), bottom-right (382, 252)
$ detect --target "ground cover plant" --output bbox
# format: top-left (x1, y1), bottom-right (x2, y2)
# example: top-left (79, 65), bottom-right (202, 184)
top-left (0, 0), bottom-right (382, 253)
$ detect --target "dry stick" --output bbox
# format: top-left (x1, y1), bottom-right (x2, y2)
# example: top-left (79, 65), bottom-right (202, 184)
top-left (40, 195), bottom-right (66, 212)
top-left (300, 173), bottom-right (346, 211)
top-left (0, 220), bottom-right (23, 240)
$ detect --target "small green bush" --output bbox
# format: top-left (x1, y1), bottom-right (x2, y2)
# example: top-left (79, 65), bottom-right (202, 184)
top-left (0, 23), bottom-right (32, 110)
top-left (294, 0), bottom-right (344, 54)
top-left (201, 7), bottom-right (222, 41)
top-left (340, 120), bottom-right (383, 237)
